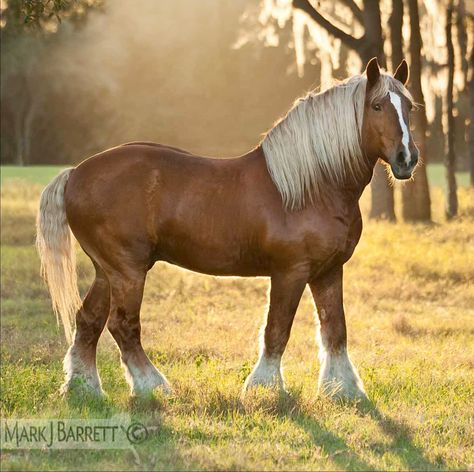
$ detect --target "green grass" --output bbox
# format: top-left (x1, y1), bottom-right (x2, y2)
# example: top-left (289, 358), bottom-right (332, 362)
top-left (1, 166), bottom-right (66, 186)
top-left (1, 167), bottom-right (474, 470)
top-left (426, 163), bottom-right (470, 187)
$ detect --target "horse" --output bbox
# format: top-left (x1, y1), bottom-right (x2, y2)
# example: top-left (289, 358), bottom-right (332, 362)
top-left (36, 58), bottom-right (417, 400)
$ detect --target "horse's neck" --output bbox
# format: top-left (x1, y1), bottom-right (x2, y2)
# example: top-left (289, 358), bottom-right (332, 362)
top-left (245, 145), bottom-right (375, 210)
top-left (320, 156), bottom-right (376, 208)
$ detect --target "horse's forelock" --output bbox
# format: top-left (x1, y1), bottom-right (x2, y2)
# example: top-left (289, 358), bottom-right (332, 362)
top-left (368, 73), bottom-right (414, 106)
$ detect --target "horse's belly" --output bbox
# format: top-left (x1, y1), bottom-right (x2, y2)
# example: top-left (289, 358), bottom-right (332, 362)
top-left (158, 243), bottom-right (269, 277)
top-left (154, 219), bottom-right (270, 276)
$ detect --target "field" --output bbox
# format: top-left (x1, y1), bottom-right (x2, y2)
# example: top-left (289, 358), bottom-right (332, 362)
top-left (1, 165), bottom-right (473, 471)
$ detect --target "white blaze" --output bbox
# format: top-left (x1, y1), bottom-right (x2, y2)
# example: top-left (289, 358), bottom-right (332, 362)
top-left (388, 91), bottom-right (410, 165)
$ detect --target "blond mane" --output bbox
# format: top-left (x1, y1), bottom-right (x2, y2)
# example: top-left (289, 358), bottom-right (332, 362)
top-left (261, 73), bottom-right (413, 210)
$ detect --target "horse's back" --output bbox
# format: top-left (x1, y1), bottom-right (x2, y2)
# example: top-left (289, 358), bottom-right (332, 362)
top-left (64, 143), bottom-right (267, 272)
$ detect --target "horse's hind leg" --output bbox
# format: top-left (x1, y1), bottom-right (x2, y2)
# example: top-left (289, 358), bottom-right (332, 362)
top-left (105, 267), bottom-right (171, 396)
top-left (61, 263), bottom-right (110, 396)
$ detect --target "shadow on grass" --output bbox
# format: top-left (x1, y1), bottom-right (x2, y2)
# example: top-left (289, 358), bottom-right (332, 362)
top-left (239, 388), bottom-right (375, 470)
top-left (291, 397), bottom-right (443, 471)
top-left (242, 388), bottom-right (443, 471)
top-left (62, 385), bottom-right (444, 471)
top-left (356, 399), bottom-right (445, 471)
top-left (293, 414), bottom-right (376, 470)
top-left (282, 394), bottom-right (376, 471)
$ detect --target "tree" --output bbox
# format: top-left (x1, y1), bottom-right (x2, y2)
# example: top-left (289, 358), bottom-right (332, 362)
top-left (455, 3), bottom-right (474, 190)
top-left (1, 0), bottom-right (104, 32)
top-left (0, 0), bottom-right (104, 165)
top-left (445, 0), bottom-right (458, 218)
top-left (470, 48), bottom-right (474, 187)
top-left (389, 0), bottom-right (404, 70)
top-left (400, 0), bottom-right (431, 221)
top-left (293, 0), bottom-right (396, 220)
top-left (0, 37), bottom-right (44, 165)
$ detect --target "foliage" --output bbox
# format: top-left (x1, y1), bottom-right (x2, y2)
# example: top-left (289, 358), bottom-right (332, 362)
top-left (0, 1), bottom-right (326, 167)
top-left (1, 0), bottom-right (104, 35)
top-left (1, 169), bottom-right (473, 470)
top-left (239, 0), bottom-right (473, 166)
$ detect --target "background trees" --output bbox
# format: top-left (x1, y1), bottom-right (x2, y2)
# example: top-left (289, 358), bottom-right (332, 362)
top-left (400, 0), bottom-right (431, 222)
top-left (292, 0), bottom-right (397, 220)
top-left (253, 0), bottom-right (473, 222)
top-left (1, 0), bottom-right (472, 221)
top-left (1, 0), bottom-right (323, 164)
top-left (1, 0), bottom-right (109, 165)
top-left (445, 0), bottom-right (458, 218)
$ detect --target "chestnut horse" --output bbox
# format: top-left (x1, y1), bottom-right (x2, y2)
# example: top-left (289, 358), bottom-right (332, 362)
top-left (37, 58), bottom-right (417, 400)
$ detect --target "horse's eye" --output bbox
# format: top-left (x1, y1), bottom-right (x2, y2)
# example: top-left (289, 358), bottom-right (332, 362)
top-left (373, 103), bottom-right (382, 111)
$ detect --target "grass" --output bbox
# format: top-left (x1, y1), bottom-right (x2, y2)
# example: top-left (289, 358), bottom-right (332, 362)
top-left (1, 166), bottom-right (474, 471)
top-left (1, 166), bottom-right (66, 186)
top-left (425, 163), bottom-right (470, 187)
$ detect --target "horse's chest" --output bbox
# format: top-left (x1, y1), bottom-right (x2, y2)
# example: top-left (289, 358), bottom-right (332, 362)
top-left (339, 214), bottom-right (363, 261)
top-left (305, 210), bottom-right (362, 269)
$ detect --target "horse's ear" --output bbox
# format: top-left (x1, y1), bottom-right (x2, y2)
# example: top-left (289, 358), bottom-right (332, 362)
top-left (394, 59), bottom-right (409, 85)
top-left (365, 57), bottom-right (380, 90)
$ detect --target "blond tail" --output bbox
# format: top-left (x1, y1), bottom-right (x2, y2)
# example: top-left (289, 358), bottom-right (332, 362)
top-left (36, 168), bottom-right (80, 344)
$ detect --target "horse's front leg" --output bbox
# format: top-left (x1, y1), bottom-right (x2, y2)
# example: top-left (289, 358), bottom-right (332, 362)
top-left (243, 270), bottom-right (307, 392)
top-left (310, 266), bottom-right (366, 400)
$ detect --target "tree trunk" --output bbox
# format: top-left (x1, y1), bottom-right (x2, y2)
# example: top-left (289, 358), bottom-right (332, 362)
top-left (469, 49), bottom-right (474, 187)
top-left (14, 112), bottom-right (24, 166)
top-left (456, 0), bottom-right (468, 85)
top-left (445, 1), bottom-right (458, 218)
top-left (360, 0), bottom-right (386, 67)
top-left (389, 0), bottom-right (403, 70)
top-left (23, 101), bottom-right (37, 166)
top-left (369, 163), bottom-right (396, 220)
top-left (292, 0), bottom-right (395, 220)
top-left (401, 0), bottom-right (431, 222)
top-left (363, 0), bottom-right (396, 221)
top-left (372, 0), bottom-right (403, 223)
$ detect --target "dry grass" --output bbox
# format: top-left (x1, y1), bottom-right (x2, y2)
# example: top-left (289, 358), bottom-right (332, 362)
top-left (1, 175), bottom-right (474, 471)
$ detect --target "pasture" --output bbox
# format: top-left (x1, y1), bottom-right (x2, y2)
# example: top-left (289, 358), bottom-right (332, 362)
top-left (1, 165), bottom-right (473, 471)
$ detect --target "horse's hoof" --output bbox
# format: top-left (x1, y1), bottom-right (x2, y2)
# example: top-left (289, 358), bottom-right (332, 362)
top-left (131, 380), bottom-right (172, 398)
top-left (242, 374), bottom-right (285, 396)
top-left (243, 355), bottom-right (285, 394)
top-left (318, 380), bottom-right (367, 402)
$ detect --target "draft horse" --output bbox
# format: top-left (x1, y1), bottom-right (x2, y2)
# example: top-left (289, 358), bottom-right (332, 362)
top-left (37, 58), bottom-right (417, 399)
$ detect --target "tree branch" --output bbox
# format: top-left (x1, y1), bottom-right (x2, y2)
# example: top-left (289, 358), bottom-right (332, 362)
top-left (340, 0), bottom-right (364, 25)
top-left (292, 0), bottom-right (362, 51)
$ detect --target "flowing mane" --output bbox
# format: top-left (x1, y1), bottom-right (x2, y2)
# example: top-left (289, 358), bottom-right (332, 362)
top-left (261, 73), bottom-right (413, 210)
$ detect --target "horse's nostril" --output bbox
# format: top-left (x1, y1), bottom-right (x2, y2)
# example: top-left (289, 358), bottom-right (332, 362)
top-left (396, 152), bottom-right (405, 165)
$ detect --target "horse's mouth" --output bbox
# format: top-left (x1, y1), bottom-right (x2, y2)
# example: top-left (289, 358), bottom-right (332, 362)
top-left (390, 164), bottom-right (414, 180)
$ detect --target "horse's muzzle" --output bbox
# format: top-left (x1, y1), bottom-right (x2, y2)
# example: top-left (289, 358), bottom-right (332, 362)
top-left (390, 149), bottom-right (418, 180)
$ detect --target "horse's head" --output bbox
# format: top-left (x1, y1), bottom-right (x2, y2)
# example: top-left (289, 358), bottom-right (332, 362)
top-left (362, 58), bottom-right (418, 180)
